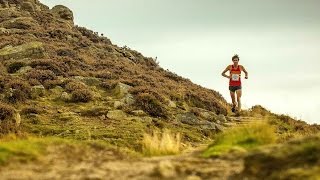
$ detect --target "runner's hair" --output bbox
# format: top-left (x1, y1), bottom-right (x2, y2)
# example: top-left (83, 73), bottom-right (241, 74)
top-left (232, 54), bottom-right (239, 61)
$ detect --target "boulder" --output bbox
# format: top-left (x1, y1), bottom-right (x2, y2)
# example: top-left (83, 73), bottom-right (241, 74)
top-left (113, 82), bottom-right (132, 98)
top-left (121, 93), bottom-right (135, 105)
top-left (107, 110), bottom-right (127, 120)
top-left (176, 112), bottom-right (199, 125)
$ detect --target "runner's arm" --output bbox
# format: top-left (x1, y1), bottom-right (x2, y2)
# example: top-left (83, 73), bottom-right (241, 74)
top-left (221, 66), bottom-right (231, 79)
top-left (241, 65), bottom-right (248, 79)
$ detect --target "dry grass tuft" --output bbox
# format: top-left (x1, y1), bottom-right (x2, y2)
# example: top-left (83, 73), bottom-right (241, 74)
top-left (142, 129), bottom-right (181, 156)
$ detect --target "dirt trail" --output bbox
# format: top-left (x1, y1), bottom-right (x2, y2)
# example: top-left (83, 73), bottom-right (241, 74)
top-left (0, 117), bottom-right (260, 180)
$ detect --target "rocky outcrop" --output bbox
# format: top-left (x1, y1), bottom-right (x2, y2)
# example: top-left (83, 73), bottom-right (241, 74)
top-left (51, 5), bottom-right (73, 23)
top-left (0, 42), bottom-right (45, 61)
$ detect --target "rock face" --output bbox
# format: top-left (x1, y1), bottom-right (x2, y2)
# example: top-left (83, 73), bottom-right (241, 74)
top-left (0, 42), bottom-right (44, 61)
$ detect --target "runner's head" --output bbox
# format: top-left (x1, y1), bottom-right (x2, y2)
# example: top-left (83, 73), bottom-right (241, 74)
top-left (232, 54), bottom-right (239, 65)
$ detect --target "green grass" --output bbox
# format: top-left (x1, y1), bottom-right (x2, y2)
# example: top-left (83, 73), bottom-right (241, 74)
top-left (241, 134), bottom-right (320, 179)
top-left (0, 136), bottom-right (82, 165)
top-left (203, 122), bottom-right (277, 157)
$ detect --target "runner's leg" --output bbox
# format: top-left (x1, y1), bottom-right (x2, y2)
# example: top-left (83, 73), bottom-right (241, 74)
top-left (230, 91), bottom-right (236, 108)
top-left (236, 89), bottom-right (242, 111)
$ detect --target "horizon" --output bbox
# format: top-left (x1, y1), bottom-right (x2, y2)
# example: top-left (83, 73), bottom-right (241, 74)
top-left (40, 0), bottom-right (320, 124)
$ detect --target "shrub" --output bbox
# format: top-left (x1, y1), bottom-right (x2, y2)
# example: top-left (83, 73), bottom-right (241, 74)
top-left (0, 103), bottom-right (17, 134)
top-left (71, 89), bottom-right (94, 103)
top-left (7, 79), bottom-right (31, 103)
top-left (30, 59), bottom-right (69, 76)
top-left (142, 129), bottom-right (181, 156)
top-left (65, 81), bottom-right (87, 93)
top-left (135, 93), bottom-right (168, 118)
top-left (43, 79), bottom-right (62, 89)
top-left (56, 49), bottom-right (75, 57)
top-left (25, 69), bottom-right (56, 85)
top-left (7, 61), bottom-right (26, 73)
top-left (0, 103), bottom-right (15, 121)
top-left (99, 80), bottom-right (118, 90)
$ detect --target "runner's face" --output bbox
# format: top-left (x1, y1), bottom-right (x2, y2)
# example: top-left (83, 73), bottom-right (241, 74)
top-left (232, 58), bottom-right (239, 65)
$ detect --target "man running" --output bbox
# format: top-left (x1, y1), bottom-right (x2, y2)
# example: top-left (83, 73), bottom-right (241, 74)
top-left (221, 54), bottom-right (248, 112)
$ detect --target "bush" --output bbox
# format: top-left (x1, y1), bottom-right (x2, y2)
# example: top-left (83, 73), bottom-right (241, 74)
top-left (71, 89), bottom-right (94, 103)
top-left (135, 93), bottom-right (168, 118)
top-left (142, 129), bottom-right (181, 156)
top-left (7, 79), bottom-right (31, 103)
top-left (30, 59), bottom-right (69, 76)
top-left (7, 61), bottom-right (26, 73)
top-left (0, 103), bottom-right (17, 135)
top-left (0, 103), bottom-right (15, 121)
top-left (99, 80), bottom-right (118, 90)
top-left (25, 69), bottom-right (56, 85)
top-left (65, 81), bottom-right (87, 93)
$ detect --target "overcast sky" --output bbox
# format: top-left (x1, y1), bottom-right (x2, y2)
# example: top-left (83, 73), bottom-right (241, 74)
top-left (41, 0), bottom-right (320, 124)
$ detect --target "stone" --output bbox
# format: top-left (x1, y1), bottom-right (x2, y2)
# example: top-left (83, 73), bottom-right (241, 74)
top-left (31, 85), bottom-right (45, 99)
top-left (99, 115), bottom-right (106, 120)
top-left (168, 100), bottom-right (176, 108)
top-left (13, 112), bottom-right (21, 126)
top-left (0, 42), bottom-right (44, 61)
top-left (121, 93), bottom-right (135, 105)
top-left (216, 114), bottom-right (227, 123)
top-left (215, 123), bottom-right (225, 132)
top-left (131, 110), bottom-right (147, 116)
top-left (113, 101), bottom-right (124, 109)
top-left (107, 110), bottom-right (127, 120)
top-left (199, 111), bottom-right (212, 120)
top-left (60, 92), bottom-right (71, 102)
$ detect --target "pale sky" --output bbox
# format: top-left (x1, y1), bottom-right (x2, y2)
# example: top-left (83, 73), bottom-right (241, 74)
top-left (40, 0), bottom-right (320, 124)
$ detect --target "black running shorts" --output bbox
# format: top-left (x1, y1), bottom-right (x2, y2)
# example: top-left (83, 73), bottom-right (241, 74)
top-left (229, 86), bottom-right (242, 92)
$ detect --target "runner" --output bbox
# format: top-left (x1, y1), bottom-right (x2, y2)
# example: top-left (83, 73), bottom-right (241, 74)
top-left (221, 54), bottom-right (248, 112)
